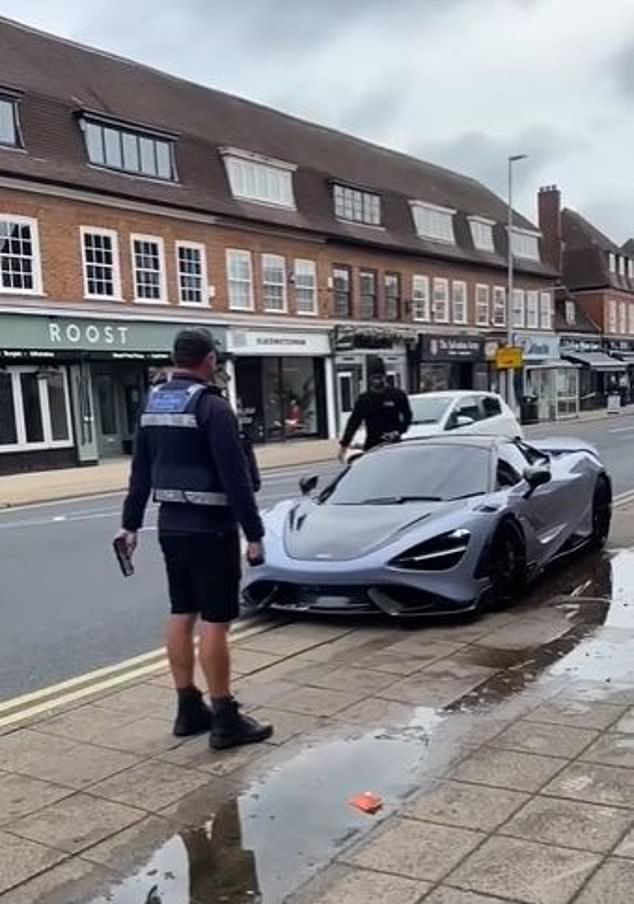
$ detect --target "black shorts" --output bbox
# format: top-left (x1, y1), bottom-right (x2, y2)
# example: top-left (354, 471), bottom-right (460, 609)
top-left (159, 530), bottom-right (241, 623)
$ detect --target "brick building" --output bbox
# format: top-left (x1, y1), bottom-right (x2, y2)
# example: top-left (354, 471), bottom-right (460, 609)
top-left (539, 186), bottom-right (633, 409)
top-left (0, 16), bottom-right (556, 473)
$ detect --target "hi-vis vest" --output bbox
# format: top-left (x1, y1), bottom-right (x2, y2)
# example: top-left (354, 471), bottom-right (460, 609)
top-left (140, 379), bottom-right (228, 506)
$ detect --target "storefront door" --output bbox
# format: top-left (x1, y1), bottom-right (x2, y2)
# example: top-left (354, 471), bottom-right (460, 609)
top-left (94, 372), bottom-right (122, 457)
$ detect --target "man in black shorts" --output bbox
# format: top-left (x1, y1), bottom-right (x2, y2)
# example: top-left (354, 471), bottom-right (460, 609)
top-left (116, 329), bottom-right (272, 750)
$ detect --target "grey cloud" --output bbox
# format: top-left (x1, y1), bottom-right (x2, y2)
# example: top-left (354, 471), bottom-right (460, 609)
top-left (608, 37), bottom-right (634, 99)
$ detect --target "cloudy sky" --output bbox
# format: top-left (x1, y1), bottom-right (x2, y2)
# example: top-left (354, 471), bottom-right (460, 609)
top-left (2, 0), bottom-right (633, 240)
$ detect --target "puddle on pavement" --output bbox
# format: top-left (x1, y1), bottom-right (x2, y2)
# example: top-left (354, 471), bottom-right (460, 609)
top-left (84, 547), bottom-right (634, 904)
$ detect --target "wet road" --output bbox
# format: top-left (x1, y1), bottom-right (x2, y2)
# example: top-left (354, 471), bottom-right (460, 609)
top-left (0, 412), bottom-right (633, 701)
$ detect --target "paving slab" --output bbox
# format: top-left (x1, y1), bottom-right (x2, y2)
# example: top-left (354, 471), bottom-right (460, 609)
top-left (282, 663), bottom-right (399, 695)
top-left (574, 857), bottom-right (634, 903)
top-left (340, 815), bottom-right (484, 882)
top-left (500, 794), bottom-right (634, 853)
top-left (6, 792), bottom-right (144, 854)
top-left (524, 698), bottom-right (627, 730)
top-left (611, 705), bottom-right (634, 732)
top-left (447, 835), bottom-right (600, 904)
top-left (0, 857), bottom-right (114, 904)
top-left (424, 890), bottom-right (515, 904)
top-left (403, 779), bottom-right (528, 831)
top-left (542, 761), bottom-right (634, 808)
top-left (88, 760), bottom-right (210, 811)
top-left (490, 721), bottom-right (598, 759)
top-left (0, 829), bottom-right (66, 895)
top-left (449, 746), bottom-right (567, 792)
top-left (580, 731), bottom-right (634, 768)
top-left (289, 863), bottom-right (431, 904)
top-left (270, 684), bottom-right (366, 717)
top-left (0, 771), bottom-right (73, 825)
top-left (81, 814), bottom-right (179, 872)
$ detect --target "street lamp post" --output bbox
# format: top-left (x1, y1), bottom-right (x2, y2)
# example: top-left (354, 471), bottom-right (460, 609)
top-left (506, 153), bottom-right (528, 414)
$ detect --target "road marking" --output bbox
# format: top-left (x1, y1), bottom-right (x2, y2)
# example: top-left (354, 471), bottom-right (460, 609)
top-left (610, 426), bottom-right (634, 434)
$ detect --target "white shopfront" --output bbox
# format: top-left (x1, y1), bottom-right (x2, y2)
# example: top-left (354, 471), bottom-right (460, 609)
top-left (514, 332), bottom-right (579, 421)
top-left (226, 327), bottom-right (336, 443)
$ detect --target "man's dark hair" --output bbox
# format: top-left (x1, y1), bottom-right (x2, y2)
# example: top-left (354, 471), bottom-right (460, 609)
top-left (172, 329), bottom-right (215, 368)
top-left (367, 356), bottom-right (386, 377)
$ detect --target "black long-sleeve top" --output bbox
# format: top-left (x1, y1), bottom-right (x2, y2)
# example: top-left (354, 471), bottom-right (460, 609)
top-left (340, 387), bottom-right (413, 450)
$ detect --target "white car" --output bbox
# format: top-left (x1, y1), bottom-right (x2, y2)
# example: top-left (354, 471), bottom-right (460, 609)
top-left (348, 391), bottom-right (522, 452)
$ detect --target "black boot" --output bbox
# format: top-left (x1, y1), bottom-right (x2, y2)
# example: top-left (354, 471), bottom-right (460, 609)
top-left (209, 698), bottom-right (273, 750)
top-left (173, 688), bottom-right (212, 738)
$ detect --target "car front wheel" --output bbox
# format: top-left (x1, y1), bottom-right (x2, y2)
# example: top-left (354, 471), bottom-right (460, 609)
top-left (487, 521), bottom-right (527, 605)
top-left (590, 476), bottom-right (612, 548)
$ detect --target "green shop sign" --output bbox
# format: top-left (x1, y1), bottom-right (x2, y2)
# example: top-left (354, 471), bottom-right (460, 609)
top-left (0, 313), bottom-right (227, 358)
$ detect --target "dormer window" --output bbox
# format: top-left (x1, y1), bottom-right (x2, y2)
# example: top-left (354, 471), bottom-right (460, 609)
top-left (221, 148), bottom-right (295, 209)
top-left (333, 184), bottom-right (381, 226)
top-left (469, 216), bottom-right (495, 252)
top-left (0, 96), bottom-right (19, 147)
top-left (410, 201), bottom-right (455, 244)
top-left (80, 116), bottom-right (176, 181)
top-left (565, 300), bottom-right (576, 325)
top-left (618, 256), bottom-right (626, 277)
top-left (629, 260), bottom-right (634, 280)
top-left (609, 252), bottom-right (617, 273)
top-left (510, 228), bottom-right (540, 261)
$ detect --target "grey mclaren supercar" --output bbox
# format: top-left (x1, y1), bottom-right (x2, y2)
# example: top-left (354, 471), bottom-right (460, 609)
top-left (242, 436), bottom-right (612, 618)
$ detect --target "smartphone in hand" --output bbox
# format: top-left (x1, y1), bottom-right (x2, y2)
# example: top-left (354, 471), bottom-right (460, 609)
top-left (113, 536), bottom-right (135, 577)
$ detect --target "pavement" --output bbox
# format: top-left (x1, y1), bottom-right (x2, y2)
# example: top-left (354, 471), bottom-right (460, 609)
top-left (2, 510), bottom-right (634, 902)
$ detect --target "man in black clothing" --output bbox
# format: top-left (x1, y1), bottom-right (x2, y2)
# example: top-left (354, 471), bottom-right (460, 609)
top-left (116, 329), bottom-right (272, 751)
top-left (339, 358), bottom-right (412, 461)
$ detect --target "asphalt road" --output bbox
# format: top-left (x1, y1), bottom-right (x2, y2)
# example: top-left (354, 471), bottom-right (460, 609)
top-left (1, 414), bottom-right (633, 701)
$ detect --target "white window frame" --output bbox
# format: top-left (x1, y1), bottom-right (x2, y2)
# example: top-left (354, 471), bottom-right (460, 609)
top-left (475, 284), bottom-right (490, 326)
top-left (432, 277), bottom-right (450, 323)
top-left (492, 286), bottom-right (506, 327)
top-left (539, 291), bottom-right (553, 330)
top-left (608, 252), bottom-right (617, 274)
top-left (510, 228), bottom-right (541, 261)
top-left (619, 300), bottom-right (628, 335)
top-left (526, 290), bottom-right (539, 329)
top-left (608, 299), bottom-right (618, 334)
top-left (130, 234), bottom-right (167, 304)
top-left (628, 260), bottom-right (634, 280)
top-left (410, 201), bottom-right (455, 244)
top-left (451, 280), bottom-right (468, 325)
top-left (221, 147), bottom-right (296, 210)
top-left (333, 184), bottom-right (381, 226)
top-left (0, 366), bottom-right (73, 453)
top-left (175, 241), bottom-right (208, 307)
top-left (565, 300), bottom-right (576, 326)
top-left (629, 303), bottom-right (634, 336)
top-left (293, 258), bottom-right (317, 316)
top-left (512, 289), bottom-right (526, 328)
top-left (79, 227), bottom-right (121, 301)
top-left (412, 274), bottom-right (430, 322)
top-left (618, 256), bottom-right (626, 277)
top-left (261, 253), bottom-right (287, 314)
top-left (0, 214), bottom-right (43, 296)
top-left (469, 216), bottom-right (495, 253)
top-left (226, 249), bottom-right (254, 311)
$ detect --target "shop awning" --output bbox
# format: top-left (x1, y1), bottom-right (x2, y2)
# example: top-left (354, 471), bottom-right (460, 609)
top-left (562, 352), bottom-right (626, 372)
top-left (611, 352), bottom-right (634, 363)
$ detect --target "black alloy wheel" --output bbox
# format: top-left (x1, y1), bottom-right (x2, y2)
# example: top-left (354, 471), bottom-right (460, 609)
top-left (590, 476), bottom-right (612, 548)
top-left (488, 521), bottom-right (527, 605)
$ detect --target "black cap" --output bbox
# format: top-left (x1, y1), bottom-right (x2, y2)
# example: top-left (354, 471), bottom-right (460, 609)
top-left (172, 328), bottom-right (215, 368)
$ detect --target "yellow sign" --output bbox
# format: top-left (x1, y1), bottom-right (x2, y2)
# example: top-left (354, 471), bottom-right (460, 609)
top-left (496, 346), bottom-right (524, 370)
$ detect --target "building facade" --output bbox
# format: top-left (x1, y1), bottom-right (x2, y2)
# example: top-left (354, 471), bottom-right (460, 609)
top-left (0, 17), bottom-right (557, 473)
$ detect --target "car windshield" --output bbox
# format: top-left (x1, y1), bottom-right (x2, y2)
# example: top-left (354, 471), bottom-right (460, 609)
top-left (409, 395), bottom-right (453, 425)
top-left (325, 444), bottom-right (491, 504)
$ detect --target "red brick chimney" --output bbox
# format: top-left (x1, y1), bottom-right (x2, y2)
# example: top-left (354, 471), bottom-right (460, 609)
top-left (538, 185), bottom-right (563, 273)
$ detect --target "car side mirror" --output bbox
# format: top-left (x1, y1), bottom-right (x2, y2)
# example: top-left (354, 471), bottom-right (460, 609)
top-left (299, 475), bottom-right (319, 496)
top-left (523, 465), bottom-right (551, 498)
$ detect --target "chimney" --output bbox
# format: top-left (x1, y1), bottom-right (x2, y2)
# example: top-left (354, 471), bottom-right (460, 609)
top-left (538, 185), bottom-right (563, 273)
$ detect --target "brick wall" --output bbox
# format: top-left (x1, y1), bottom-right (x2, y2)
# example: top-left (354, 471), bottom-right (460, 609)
top-left (0, 185), bottom-right (554, 329)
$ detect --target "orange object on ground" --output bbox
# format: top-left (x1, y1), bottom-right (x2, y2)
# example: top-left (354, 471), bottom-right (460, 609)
top-left (349, 792), bottom-right (383, 814)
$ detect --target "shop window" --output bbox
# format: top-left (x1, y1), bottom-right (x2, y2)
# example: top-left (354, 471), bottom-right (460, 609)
top-left (526, 291), bottom-right (539, 328)
top-left (226, 249), bottom-right (254, 311)
top-left (451, 281), bottom-right (467, 324)
top-left (384, 273), bottom-right (401, 321)
top-left (223, 151), bottom-right (295, 208)
top-left (359, 270), bottom-right (377, 320)
top-left (294, 259), bottom-right (317, 315)
top-left (432, 277), bottom-right (449, 323)
top-left (262, 254), bottom-right (287, 313)
top-left (0, 367), bottom-right (72, 452)
top-left (0, 96), bottom-right (19, 147)
top-left (619, 301), bottom-right (628, 335)
top-left (475, 285), bottom-right (490, 326)
top-left (0, 216), bottom-right (42, 294)
top-left (412, 274), bottom-right (430, 322)
top-left (333, 184), bottom-right (381, 226)
top-left (81, 228), bottom-right (121, 299)
top-left (512, 289), bottom-right (525, 328)
top-left (258, 357), bottom-right (320, 441)
top-left (333, 266), bottom-right (352, 317)
top-left (176, 242), bottom-right (208, 305)
top-left (131, 235), bottom-right (166, 302)
top-left (81, 117), bottom-right (176, 181)
top-left (608, 299), bottom-right (618, 333)
top-left (492, 286), bottom-right (506, 327)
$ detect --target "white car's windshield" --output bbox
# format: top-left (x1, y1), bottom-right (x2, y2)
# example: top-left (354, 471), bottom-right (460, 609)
top-left (409, 395), bottom-right (453, 425)
top-left (326, 443), bottom-right (491, 504)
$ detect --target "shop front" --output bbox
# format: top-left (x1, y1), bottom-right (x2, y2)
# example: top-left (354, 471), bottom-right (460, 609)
top-left (514, 332), bottom-right (579, 421)
top-left (227, 327), bottom-right (333, 444)
top-left (560, 337), bottom-right (626, 411)
top-left (418, 333), bottom-right (488, 393)
top-left (604, 340), bottom-right (634, 405)
top-left (0, 311), bottom-right (227, 474)
top-left (333, 326), bottom-right (415, 431)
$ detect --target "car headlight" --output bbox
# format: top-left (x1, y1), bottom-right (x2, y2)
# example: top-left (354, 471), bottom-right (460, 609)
top-left (389, 529), bottom-right (470, 571)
